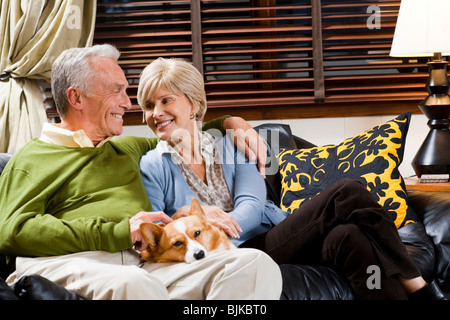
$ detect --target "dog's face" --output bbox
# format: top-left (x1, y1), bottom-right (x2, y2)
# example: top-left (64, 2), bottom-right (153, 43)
top-left (140, 198), bottom-right (235, 263)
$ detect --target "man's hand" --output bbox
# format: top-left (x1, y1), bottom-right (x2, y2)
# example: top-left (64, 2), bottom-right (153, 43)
top-left (223, 116), bottom-right (267, 178)
top-left (129, 211), bottom-right (173, 251)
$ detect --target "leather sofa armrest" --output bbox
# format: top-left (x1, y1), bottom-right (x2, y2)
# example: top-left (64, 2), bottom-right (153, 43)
top-left (0, 277), bottom-right (19, 300)
top-left (408, 190), bottom-right (450, 219)
top-left (397, 220), bottom-right (435, 282)
top-left (12, 274), bottom-right (85, 300)
top-left (407, 190), bottom-right (450, 292)
top-left (280, 264), bottom-right (354, 300)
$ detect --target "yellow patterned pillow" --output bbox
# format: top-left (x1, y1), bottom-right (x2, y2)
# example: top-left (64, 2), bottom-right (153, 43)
top-left (278, 112), bottom-right (414, 228)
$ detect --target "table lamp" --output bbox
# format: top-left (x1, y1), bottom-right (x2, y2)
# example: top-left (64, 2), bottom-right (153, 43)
top-left (390, 0), bottom-right (450, 178)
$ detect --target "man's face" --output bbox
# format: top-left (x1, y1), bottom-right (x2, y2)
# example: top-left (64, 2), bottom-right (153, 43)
top-left (80, 56), bottom-right (131, 143)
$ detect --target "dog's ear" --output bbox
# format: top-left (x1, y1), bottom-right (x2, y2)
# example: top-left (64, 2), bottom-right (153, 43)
top-left (189, 197), bottom-right (206, 220)
top-left (172, 205), bottom-right (191, 220)
top-left (140, 223), bottom-right (164, 251)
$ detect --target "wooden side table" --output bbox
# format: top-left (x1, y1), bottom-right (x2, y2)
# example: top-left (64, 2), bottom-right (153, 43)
top-left (404, 177), bottom-right (450, 192)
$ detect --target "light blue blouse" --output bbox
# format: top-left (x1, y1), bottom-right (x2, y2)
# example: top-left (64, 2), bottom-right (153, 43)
top-left (139, 132), bottom-right (289, 246)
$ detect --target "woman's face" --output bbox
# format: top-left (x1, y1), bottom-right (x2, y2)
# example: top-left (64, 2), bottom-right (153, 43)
top-left (144, 85), bottom-right (197, 146)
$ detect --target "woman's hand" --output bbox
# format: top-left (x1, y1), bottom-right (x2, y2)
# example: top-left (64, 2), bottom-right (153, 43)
top-left (129, 211), bottom-right (173, 251)
top-left (201, 205), bottom-right (242, 239)
top-left (154, 204), bottom-right (242, 239)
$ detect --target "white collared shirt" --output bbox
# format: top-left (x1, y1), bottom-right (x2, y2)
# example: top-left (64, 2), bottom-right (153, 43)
top-left (39, 123), bottom-right (111, 148)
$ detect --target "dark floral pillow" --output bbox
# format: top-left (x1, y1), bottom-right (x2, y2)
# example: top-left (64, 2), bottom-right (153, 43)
top-left (277, 112), bottom-right (415, 228)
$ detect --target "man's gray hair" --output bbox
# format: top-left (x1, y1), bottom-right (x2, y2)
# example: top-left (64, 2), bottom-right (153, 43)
top-left (51, 44), bottom-right (120, 118)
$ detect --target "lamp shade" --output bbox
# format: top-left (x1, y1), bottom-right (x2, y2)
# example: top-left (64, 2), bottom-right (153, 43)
top-left (390, 0), bottom-right (450, 57)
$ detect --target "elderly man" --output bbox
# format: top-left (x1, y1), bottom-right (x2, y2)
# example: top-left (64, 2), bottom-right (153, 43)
top-left (0, 44), bottom-right (282, 300)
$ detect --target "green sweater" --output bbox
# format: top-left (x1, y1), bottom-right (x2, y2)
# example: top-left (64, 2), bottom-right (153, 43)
top-left (0, 117), bottom-right (227, 257)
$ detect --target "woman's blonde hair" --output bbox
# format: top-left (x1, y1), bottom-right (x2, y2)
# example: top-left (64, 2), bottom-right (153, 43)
top-left (137, 58), bottom-right (207, 121)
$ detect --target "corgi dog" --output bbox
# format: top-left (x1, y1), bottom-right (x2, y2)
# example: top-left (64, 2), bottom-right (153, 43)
top-left (139, 198), bottom-right (236, 263)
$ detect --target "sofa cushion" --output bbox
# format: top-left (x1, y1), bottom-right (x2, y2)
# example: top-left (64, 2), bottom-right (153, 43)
top-left (0, 153), bottom-right (12, 175)
top-left (254, 124), bottom-right (299, 207)
top-left (397, 205), bottom-right (435, 282)
top-left (0, 153), bottom-right (14, 280)
top-left (279, 264), bottom-right (354, 300)
top-left (277, 112), bottom-right (415, 229)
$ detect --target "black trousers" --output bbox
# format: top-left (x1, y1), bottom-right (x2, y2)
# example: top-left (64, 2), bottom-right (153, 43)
top-left (240, 179), bottom-right (421, 299)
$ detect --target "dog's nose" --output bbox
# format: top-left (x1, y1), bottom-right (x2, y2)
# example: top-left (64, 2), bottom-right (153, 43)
top-left (194, 250), bottom-right (205, 260)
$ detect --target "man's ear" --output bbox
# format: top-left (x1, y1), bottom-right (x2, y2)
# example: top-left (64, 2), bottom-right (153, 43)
top-left (66, 87), bottom-right (83, 111)
top-left (189, 197), bottom-right (206, 220)
top-left (140, 223), bottom-right (164, 251)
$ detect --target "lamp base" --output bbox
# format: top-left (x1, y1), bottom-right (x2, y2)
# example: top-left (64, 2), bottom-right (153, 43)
top-left (411, 56), bottom-right (450, 178)
top-left (412, 122), bottom-right (450, 177)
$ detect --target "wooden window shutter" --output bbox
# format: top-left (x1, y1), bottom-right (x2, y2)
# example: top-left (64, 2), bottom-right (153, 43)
top-left (320, 0), bottom-right (428, 112)
top-left (46, 0), bottom-right (432, 124)
top-left (198, 0), bottom-right (316, 119)
top-left (93, 0), bottom-right (195, 122)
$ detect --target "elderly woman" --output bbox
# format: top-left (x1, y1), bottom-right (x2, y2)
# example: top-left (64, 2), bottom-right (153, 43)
top-left (137, 57), bottom-right (446, 300)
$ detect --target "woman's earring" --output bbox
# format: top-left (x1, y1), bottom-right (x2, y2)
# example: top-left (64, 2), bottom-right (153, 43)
top-left (190, 113), bottom-right (197, 120)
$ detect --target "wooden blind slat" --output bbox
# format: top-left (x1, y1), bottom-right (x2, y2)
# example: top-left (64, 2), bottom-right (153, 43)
top-left (204, 46), bottom-right (313, 55)
top-left (203, 15), bottom-right (311, 24)
top-left (321, 2), bottom-right (401, 9)
top-left (203, 35), bottom-right (312, 45)
top-left (202, 25), bottom-right (312, 34)
top-left (206, 77), bottom-right (314, 85)
top-left (201, 5), bottom-right (311, 13)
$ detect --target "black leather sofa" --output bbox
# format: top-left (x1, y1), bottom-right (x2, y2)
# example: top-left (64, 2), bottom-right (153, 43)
top-left (1, 123), bottom-right (449, 300)
top-left (254, 123), bottom-right (450, 299)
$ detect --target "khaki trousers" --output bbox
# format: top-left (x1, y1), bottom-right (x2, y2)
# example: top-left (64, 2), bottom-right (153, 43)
top-left (6, 248), bottom-right (282, 300)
